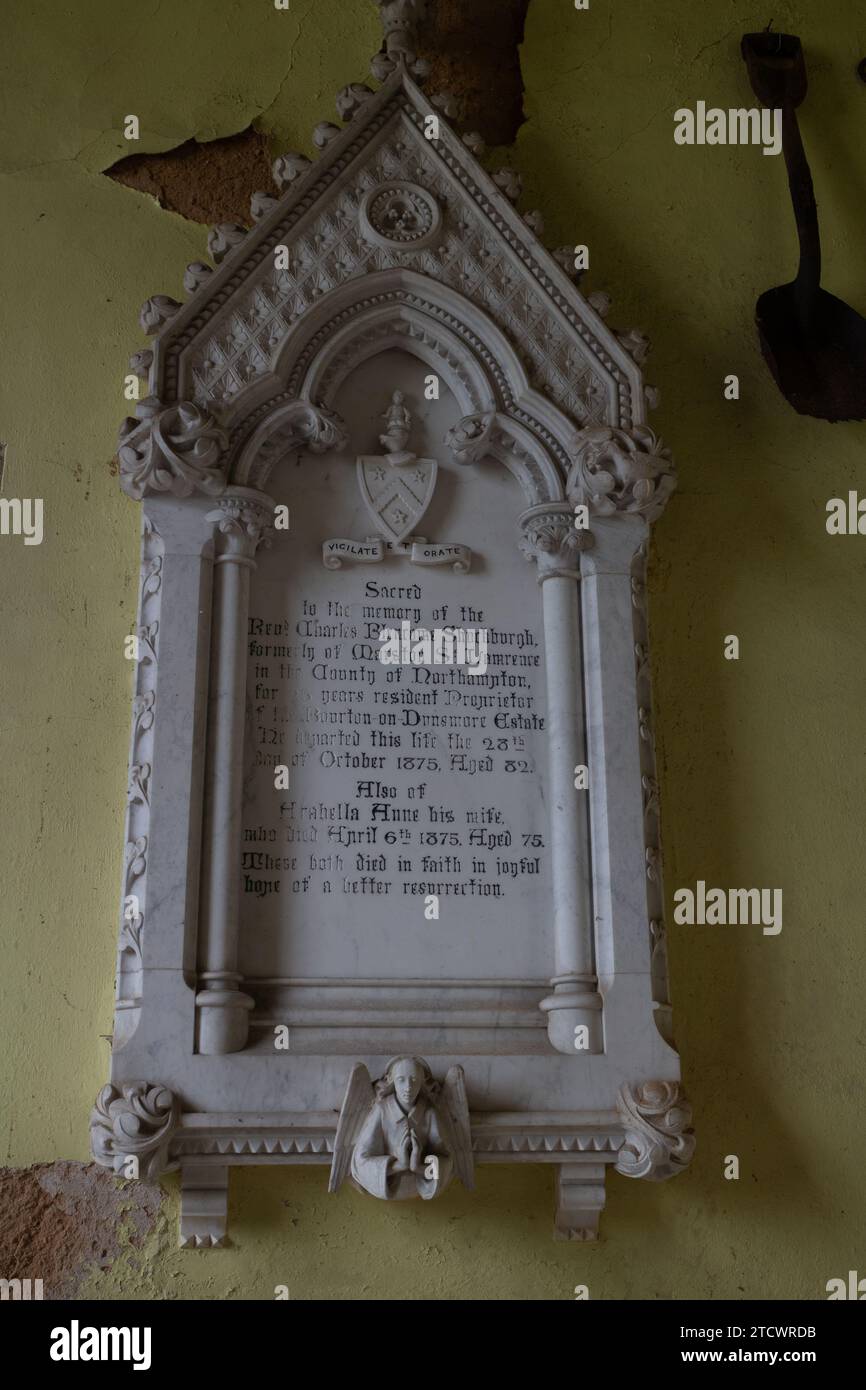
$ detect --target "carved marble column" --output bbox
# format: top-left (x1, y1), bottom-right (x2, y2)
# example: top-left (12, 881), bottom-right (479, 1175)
top-left (196, 488), bottom-right (275, 1055)
top-left (566, 426), bottom-right (676, 990)
top-left (519, 503), bottom-right (602, 1054)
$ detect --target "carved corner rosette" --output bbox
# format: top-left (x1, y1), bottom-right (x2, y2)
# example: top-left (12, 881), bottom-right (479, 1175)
top-left (118, 396), bottom-right (229, 501)
top-left (519, 503), bottom-right (593, 582)
top-left (90, 1083), bottom-right (179, 1181)
top-left (566, 425), bottom-right (676, 524)
top-left (615, 1081), bottom-right (695, 1182)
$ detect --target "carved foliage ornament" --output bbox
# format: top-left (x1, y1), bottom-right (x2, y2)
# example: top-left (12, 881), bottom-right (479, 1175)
top-left (445, 412), bottom-right (497, 465)
top-left (118, 397), bottom-right (228, 501)
top-left (615, 1081), bottom-right (695, 1181)
top-left (90, 1083), bottom-right (178, 1180)
top-left (287, 402), bottom-right (349, 455)
top-left (567, 425), bottom-right (676, 522)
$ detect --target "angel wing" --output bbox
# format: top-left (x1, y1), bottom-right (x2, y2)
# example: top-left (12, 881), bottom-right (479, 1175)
top-left (328, 1064), bottom-right (374, 1193)
top-left (437, 1065), bottom-right (475, 1191)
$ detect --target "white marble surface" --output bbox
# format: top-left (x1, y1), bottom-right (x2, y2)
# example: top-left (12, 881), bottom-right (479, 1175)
top-left (95, 59), bottom-right (689, 1240)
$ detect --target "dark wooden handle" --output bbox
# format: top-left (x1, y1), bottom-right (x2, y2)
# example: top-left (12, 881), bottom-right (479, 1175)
top-left (781, 103), bottom-right (821, 311)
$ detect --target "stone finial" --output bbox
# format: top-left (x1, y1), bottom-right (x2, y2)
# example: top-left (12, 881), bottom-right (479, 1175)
top-left (430, 91), bottom-right (459, 119)
top-left (183, 262), bottom-right (213, 295)
top-left (312, 122), bottom-right (342, 151)
top-left (587, 289), bottom-right (611, 318)
top-left (250, 190), bottom-right (278, 222)
top-left (462, 131), bottom-right (486, 158)
top-left (493, 167), bottom-right (522, 203)
top-left (336, 83), bottom-right (375, 122)
top-left (553, 247), bottom-right (585, 282)
top-left (370, 51), bottom-right (394, 82)
top-left (272, 152), bottom-right (312, 189)
top-left (616, 327), bottom-right (651, 365)
top-left (207, 223), bottom-right (248, 264)
top-left (128, 349), bottom-right (153, 380)
top-left (372, 0), bottom-right (430, 76)
top-left (139, 296), bottom-right (181, 335)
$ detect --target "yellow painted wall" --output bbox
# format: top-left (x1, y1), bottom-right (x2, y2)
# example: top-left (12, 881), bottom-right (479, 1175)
top-left (1, 0), bottom-right (863, 1299)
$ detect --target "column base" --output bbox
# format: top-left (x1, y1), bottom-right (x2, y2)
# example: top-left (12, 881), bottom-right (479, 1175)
top-left (540, 975), bottom-right (603, 1054)
top-left (196, 980), bottom-right (254, 1055)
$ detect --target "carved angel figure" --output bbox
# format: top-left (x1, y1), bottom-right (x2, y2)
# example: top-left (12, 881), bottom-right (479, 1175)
top-left (329, 1057), bottom-right (474, 1201)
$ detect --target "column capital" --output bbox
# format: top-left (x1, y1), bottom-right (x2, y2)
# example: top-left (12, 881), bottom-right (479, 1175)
top-left (518, 502), bottom-right (592, 582)
top-left (207, 487), bottom-right (276, 564)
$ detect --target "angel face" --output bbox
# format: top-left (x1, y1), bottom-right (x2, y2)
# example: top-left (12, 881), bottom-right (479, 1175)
top-left (390, 1057), bottom-right (424, 1110)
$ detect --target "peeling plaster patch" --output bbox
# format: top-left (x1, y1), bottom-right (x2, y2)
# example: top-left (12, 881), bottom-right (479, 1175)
top-left (418, 0), bottom-right (530, 146)
top-left (0, 1162), bottom-right (162, 1299)
top-left (103, 5), bottom-right (531, 227)
top-left (106, 127), bottom-right (277, 226)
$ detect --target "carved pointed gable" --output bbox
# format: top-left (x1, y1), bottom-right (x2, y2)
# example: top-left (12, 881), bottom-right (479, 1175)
top-left (149, 67), bottom-right (641, 461)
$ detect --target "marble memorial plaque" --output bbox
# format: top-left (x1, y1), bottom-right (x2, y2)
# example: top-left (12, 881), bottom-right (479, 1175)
top-left (92, 1), bottom-right (692, 1245)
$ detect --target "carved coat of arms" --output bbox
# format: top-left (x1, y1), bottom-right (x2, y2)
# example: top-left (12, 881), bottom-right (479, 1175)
top-left (323, 392), bottom-right (472, 572)
top-left (357, 391), bottom-right (437, 543)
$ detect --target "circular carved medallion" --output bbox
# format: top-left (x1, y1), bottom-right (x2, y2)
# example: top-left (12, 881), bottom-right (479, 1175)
top-left (360, 182), bottom-right (442, 251)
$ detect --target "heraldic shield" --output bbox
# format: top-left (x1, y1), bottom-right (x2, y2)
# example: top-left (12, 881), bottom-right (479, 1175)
top-left (356, 452), bottom-right (438, 544)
